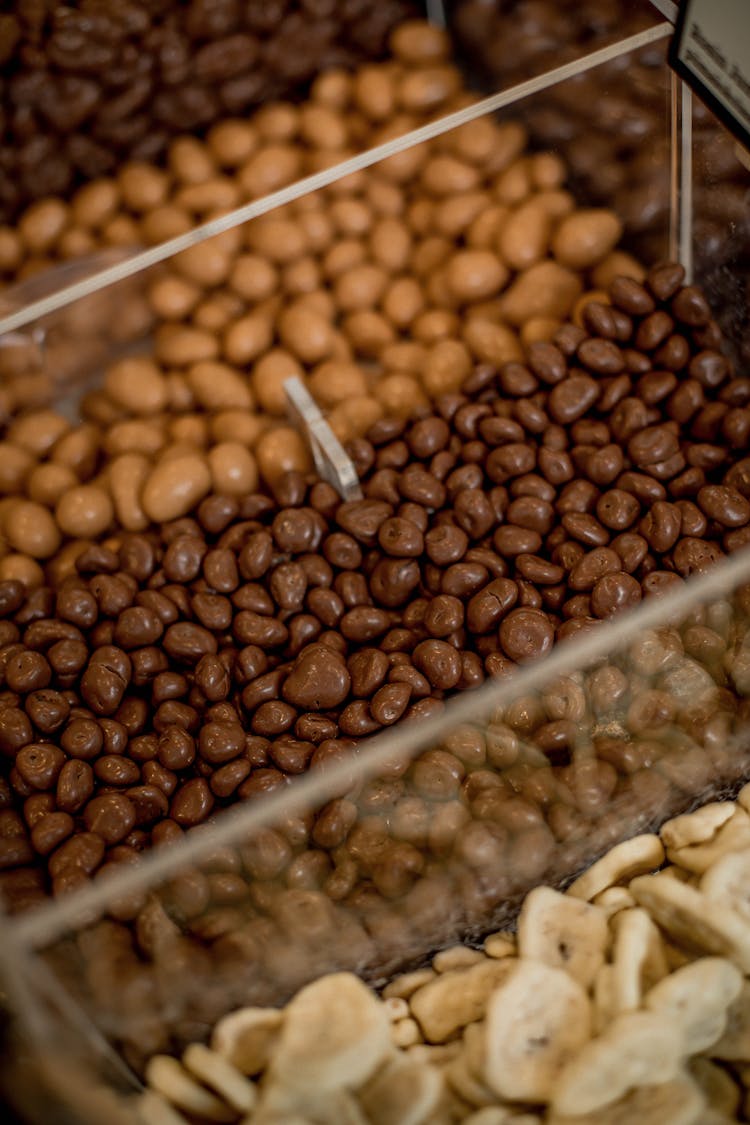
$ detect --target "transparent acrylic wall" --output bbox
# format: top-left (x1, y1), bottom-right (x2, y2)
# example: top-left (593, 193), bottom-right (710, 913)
top-left (5, 546), bottom-right (750, 1124)
top-left (444, 0), bottom-right (750, 364)
top-left (0, 7), bottom-right (747, 1123)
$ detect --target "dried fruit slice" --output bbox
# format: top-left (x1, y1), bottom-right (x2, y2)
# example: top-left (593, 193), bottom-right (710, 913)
top-left (592, 886), bottom-right (636, 920)
top-left (144, 1056), bottom-right (236, 1122)
top-left (630, 875), bottom-right (750, 972)
top-left (644, 957), bottom-right (742, 1053)
top-left (667, 812), bottom-right (750, 875)
top-left (708, 980), bottom-right (750, 1061)
top-left (254, 1080), bottom-right (367, 1124)
top-left (688, 1058), bottom-right (741, 1118)
top-left (211, 1007), bottom-right (283, 1076)
top-left (483, 960), bottom-right (591, 1103)
top-left (567, 834), bottom-right (664, 901)
top-left (445, 1048), bottom-right (497, 1109)
top-left (700, 848), bottom-right (750, 920)
top-left (547, 1073), bottom-right (705, 1125)
top-left (611, 907), bottom-right (669, 1014)
top-left (661, 803), bottom-right (735, 850)
top-left (550, 1010), bottom-right (682, 1116)
top-left (359, 1058), bottom-right (443, 1125)
top-left (517, 885), bottom-right (608, 988)
top-left (268, 972), bottom-right (391, 1092)
top-left (182, 1043), bottom-right (257, 1114)
top-left (592, 963), bottom-right (617, 1035)
top-left (136, 1090), bottom-right (191, 1125)
top-left (410, 958), bottom-right (515, 1044)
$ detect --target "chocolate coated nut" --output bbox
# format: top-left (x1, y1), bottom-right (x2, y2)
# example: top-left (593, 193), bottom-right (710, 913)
top-left (424, 525), bottom-right (469, 566)
top-left (238, 532), bottom-right (273, 580)
top-left (640, 501), bottom-right (682, 553)
top-left (83, 794), bottom-right (136, 844)
top-left (568, 547), bottom-right (622, 591)
top-left (697, 485), bottom-right (750, 528)
top-left (370, 683), bottom-right (411, 726)
top-left (561, 513), bottom-right (609, 547)
top-left (596, 489), bottom-right (640, 531)
top-left (412, 640), bottom-right (462, 690)
top-left (15, 744), bottom-right (65, 791)
top-left (498, 608), bottom-right (554, 663)
top-left (170, 778), bottom-right (214, 826)
top-left (627, 425), bottom-right (679, 467)
top-left (337, 499), bottom-right (393, 544)
top-left (282, 647), bottom-right (350, 710)
top-left (162, 620), bottom-right (219, 665)
top-left (348, 649), bottom-right (389, 698)
top-left (590, 572), bottom-right (642, 618)
top-left (423, 594), bottom-right (464, 637)
top-left (377, 517), bottom-right (424, 558)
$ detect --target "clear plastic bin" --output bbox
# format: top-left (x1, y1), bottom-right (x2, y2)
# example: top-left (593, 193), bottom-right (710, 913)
top-left (4, 544), bottom-right (750, 1122)
top-left (0, 3), bottom-right (749, 1122)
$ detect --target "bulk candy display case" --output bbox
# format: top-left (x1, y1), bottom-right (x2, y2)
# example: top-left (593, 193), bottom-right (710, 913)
top-left (0, 2), bottom-right (749, 1122)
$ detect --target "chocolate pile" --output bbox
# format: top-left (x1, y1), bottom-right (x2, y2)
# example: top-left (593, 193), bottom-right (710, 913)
top-left (2, 262), bottom-right (750, 1063)
top-left (0, 0), bottom-right (418, 221)
top-left (0, 260), bottom-right (747, 891)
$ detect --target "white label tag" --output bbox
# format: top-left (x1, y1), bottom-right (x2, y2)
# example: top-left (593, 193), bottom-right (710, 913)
top-left (670, 0), bottom-right (750, 149)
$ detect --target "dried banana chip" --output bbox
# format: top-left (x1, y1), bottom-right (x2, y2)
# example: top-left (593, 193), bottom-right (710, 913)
top-left (663, 941), bottom-right (695, 972)
top-left (135, 1090), bottom-right (191, 1125)
top-left (657, 866), bottom-right (695, 884)
top-left (268, 973), bottom-right (391, 1093)
top-left (667, 811), bottom-right (750, 875)
top-left (462, 1110), bottom-right (516, 1125)
top-left (630, 875), bottom-right (750, 972)
top-left (661, 803), bottom-right (735, 851)
top-left (567, 835), bottom-right (664, 901)
top-left (592, 886), bottom-right (636, 920)
top-left (644, 957), bottom-right (742, 1053)
top-left (407, 1042), bottom-right (462, 1067)
top-left (383, 968), bottom-right (437, 1000)
top-left (211, 1007), bottom-right (283, 1076)
top-left (460, 1020), bottom-right (487, 1081)
top-left (688, 1058), bottom-right (741, 1117)
top-left (483, 932), bottom-right (516, 959)
top-left (384, 997), bottom-right (409, 1022)
top-left (700, 847), bottom-right (750, 919)
top-left (708, 980), bottom-right (750, 1061)
top-left (182, 1043), bottom-right (257, 1114)
top-left (611, 908), bottom-right (669, 1014)
top-left (254, 1082), bottom-right (367, 1125)
top-left (410, 958), bottom-right (515, 1044)
top-left (445, 1051), bottom-right (497, 1109)
top-left (697, 1111), bottom-right (739, 1125)
top-left (144, 1056), bottom-right (236, 1123)
top-left (517, 885), bottom-right (608, 988)
top-left (392, 1018), bottom-right (421, 1048)
top-left (592, 964), bottom-right (617, 1036)
top-left (359, 1058), bottom-right (443, 1125)
top-left (547, 1073), bottom-right (705, 1125)
top-left (483, 960), bottom-right (591, 1103)
top-left (433, 946), bottom-right (486, 973)
top-left (549, 1010), bottom-right (682, 1116)
top-left (242, 1117), bottom-right (312, 1125)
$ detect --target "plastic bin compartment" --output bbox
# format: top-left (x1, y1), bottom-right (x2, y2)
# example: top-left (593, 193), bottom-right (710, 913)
top-left (4, 547), bottom-right (750, 1123)
top-left (0, 12), bottom-right (747, 1124)
top-left (444, 0), bottom-right (750, 364)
